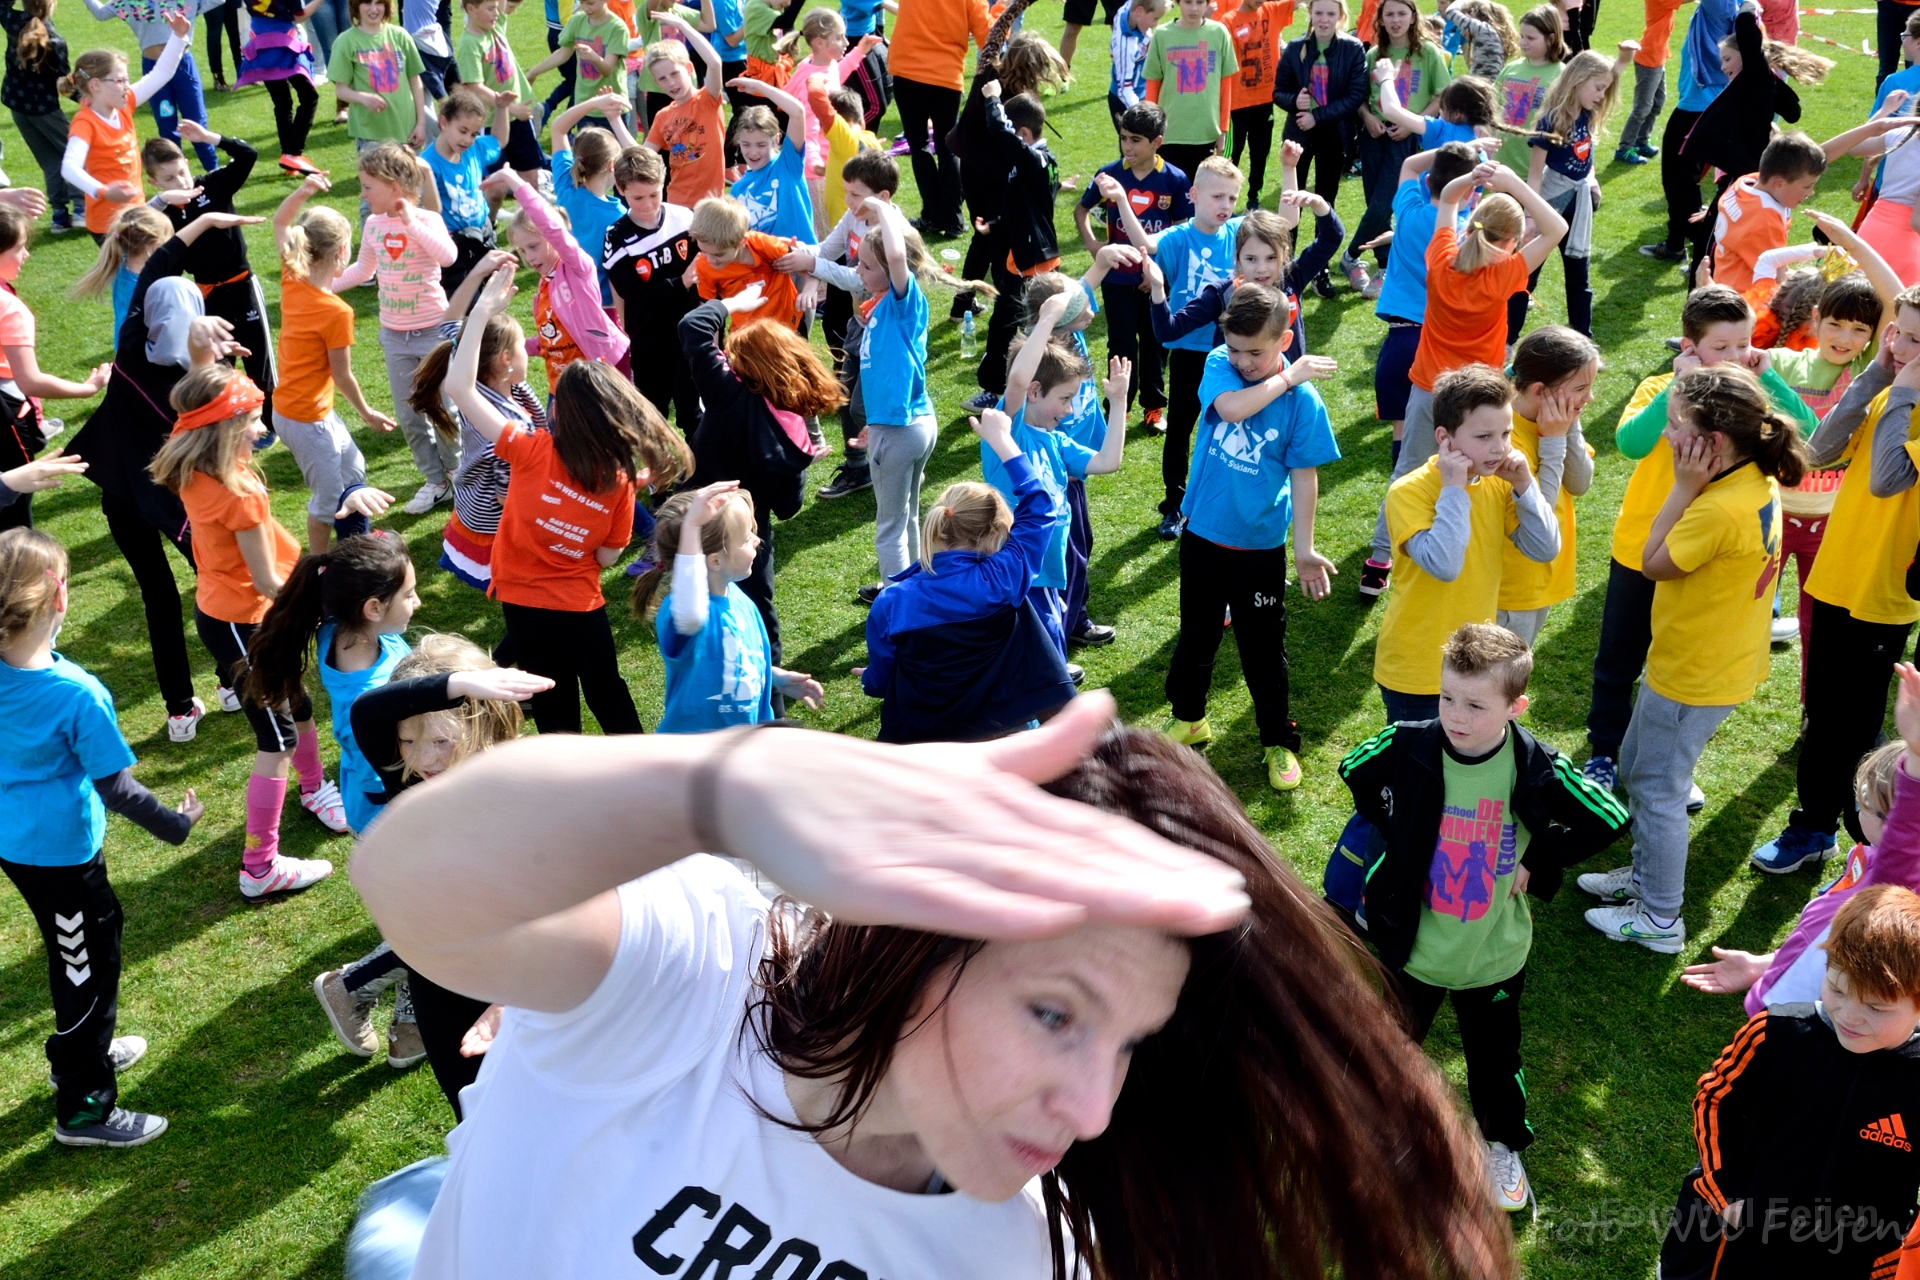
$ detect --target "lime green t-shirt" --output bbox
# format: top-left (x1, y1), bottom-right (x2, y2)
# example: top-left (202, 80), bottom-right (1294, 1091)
top-left (326, 25), bottom-right (425, 144)
top-left (1143, 20), bottom-right (1237, 146)
top-left (1495, 57), bottom-right (1560, 173)
top-left (1368, 42), bottom-right (1451, 116)
top-left (740, 0), bottom-right (782, 65)
top-left (1403, 730), bottom-right (1534, 990)
top-left (560, 10), bottom-right (633, 103)
top-left (457, 26), bottom-right (533, 107)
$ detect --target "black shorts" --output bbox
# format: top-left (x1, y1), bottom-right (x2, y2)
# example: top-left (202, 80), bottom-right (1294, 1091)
top-left (1375, 320), bottom-right (1422, 421)
top-left (1064, 0), bottom-right (1121, 23)
top-left (418, 47), bottom-right (454, 101)
top-left (194, 607), bottom-right (314, 753)
top-left (502, 116), bottom-right (548, 171)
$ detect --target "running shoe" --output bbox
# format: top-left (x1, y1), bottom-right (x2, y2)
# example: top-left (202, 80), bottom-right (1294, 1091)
top-left (1157, 512), bottom-right (1183, 540)
top-left (1068, 623), bottom-right (1116, 647)
top-left (857, 582), bottom-right (884, 606)
top-left (1584, 902), bottom-right (1687, 954)
top-left (1486, 1141), bottom-right (1533, 1213)
top-left (1576, 864), bottom-right (1640, 904)
top-left (301, 779), bottom-right (350, 833)
top-left (1770, 615), bottom-right (1799, 644)
top-left (1582, 754), bottom-right (1617, 790)
top-left (962, 389), bottom-right (1000, 411)
top-left (54, 1106), bottom-right (168, 1148)
top-left (167, 696), bottom-right (207, 744)
top-left (216, 685), bottom-right (242, 713)
top-left (1751, 825), bottom-right (1837, 874)
top-left (817, 463), bottom-right (872, 499)
top-left (402, 481), bottom-right (451, 515)
top-left (1141, 407), bottom-right (1165, 434)
top-left (1164, 716), bottom-right (1212, 748)
top-left (1639, 243), bottom-right (1687, 262)
top-left (1361, 274), bottom-right (1383, 300)
top-left (1341, 255), bottom-right (1371, 294)
top-left (278, 153), bottom-right (324, 177)
top-left (1687, 780), bottom-right (1706, 814)
top-left (1614, 146), bottom-right (1648, 165)
top-left (314, 969), bottom-right (379, 1057)
top-left (1359, 558), bottom-right (1391, 597)
top-left (1265, 745), bottom-right (1302, 791)
top-left (387, 1019), bottom-right (427, 1069)
top-left (239, 855), bottom-right (334, 900)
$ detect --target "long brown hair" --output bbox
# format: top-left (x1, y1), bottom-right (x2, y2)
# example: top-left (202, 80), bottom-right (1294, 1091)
top-left (16, 0), bottom-right (58, 76)
top-left (1671, 363), bottom-right (1810, 488)
top-left (549, 360), bottom-right (694, 496)
top-left (748, 730), bottom-right (1514, 1280)
top-left (409, 314), bottom-right (523, 443)
top-left (725, 323), bottom-right (847, 418)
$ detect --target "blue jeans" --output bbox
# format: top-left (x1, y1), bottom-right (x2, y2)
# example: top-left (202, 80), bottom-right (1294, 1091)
top-left (140, 51), bottom-right (217, 170)
top-left (1379, 685), bottom-right (1439, 724)
top-left (307, 0), bottom-right (352, 69)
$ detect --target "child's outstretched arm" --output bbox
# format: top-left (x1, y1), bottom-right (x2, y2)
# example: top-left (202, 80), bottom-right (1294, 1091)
top-left (1088, 356), bottom-right (1131, 476)
top-left (864, 196), bottom-right (912, 297)
top-left (273, 171), bottom-right (331, 262)
top-left (975, 406), bottom-right (1055, 576)
top-left (129, 13), bottom-right (191, 109)
top-left (1822, 91), bottom-right (1920, 161)
top-left (550, 90), bottom-right (630, 151)
top-left (670, 481), bottom-right (738, 637)
top-left (447, 262), bottom-right (520, 444)
top-left (1005, 290), bottom-right (1069, 404)
top-left (658, 9), bottom-right (725, 101)
top-left (491, 91), bottom-right (515, 148)
top-left (1092, 169), bottom-right (1159, 251)
top-left (1081, 243), bottom-right (1141, 292)
top-left (731, 76), bottom-right (808, 158)
top-left (1801, 207), bottom-right (1904, 331)
top-left (1278, 189), bottom-right (1345, 294)
top-left (1211, 351), bottom-right (1337, 423)
top-left (1369, 62), bottom-right (1429, 137)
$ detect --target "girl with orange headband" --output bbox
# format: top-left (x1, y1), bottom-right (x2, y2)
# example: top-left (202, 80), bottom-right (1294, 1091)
top-left (146, 364), bottom-right (390, 900)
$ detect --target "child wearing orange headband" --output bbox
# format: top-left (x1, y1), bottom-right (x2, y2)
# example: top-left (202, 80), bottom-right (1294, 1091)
top-left (146, 365), bottom-right (392, 900)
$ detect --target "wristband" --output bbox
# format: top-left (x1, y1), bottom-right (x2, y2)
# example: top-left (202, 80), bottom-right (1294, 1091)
top-left (688, 721), bottom-right (789, 851)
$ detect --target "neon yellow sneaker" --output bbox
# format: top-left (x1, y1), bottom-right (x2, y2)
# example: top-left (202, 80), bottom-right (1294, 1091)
top-left (1265, 746), bottom-right (1302, 791)
top-left (1164, 716), bottom-right (1212, 748)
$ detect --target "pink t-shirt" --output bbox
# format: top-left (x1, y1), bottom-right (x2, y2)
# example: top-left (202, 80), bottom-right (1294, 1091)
top-left (0, 286), bottom-right (34, 383)
top-left (333, 203), bottom-right (458, 331)
top-left (782, 44), bottom-right (869, 177)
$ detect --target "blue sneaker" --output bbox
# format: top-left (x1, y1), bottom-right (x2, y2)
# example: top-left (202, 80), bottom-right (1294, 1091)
top-left (1615, 147), bottom-right (1648, 166)
top-left (1637, 142), bottom-right (1660, 159)
top-left (1751, 825), bottom-right (1837, 875)
top-left (1583, 754), bottom-right (1617, 790)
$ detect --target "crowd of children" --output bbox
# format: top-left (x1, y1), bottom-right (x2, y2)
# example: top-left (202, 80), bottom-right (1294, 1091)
top-left (5, 0), bottom-right (1920, 1271)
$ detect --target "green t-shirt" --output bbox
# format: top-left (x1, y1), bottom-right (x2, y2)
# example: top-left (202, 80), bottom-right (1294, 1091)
top-left (327, 24), bottom-right (425, 144)
top-left (1770, 343), bottom-right (1876, 403)
top-left (740, 0), bottom-right (782, 66)
top-left (457, 26), bottom-right (533, 106)
top-left (1368, 42), bottom-right (1451, 116)
top-left (1495, 57), bottom-right (1560, 173)
top-left (1404, 730), bottom-right (1534, 990)
top-left (560, 10), bottom-right (633, 103)
top-left (1143, 19), bottom-right (1237, 146)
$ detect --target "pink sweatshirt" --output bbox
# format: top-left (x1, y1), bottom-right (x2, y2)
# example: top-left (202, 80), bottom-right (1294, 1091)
top-left (333, 203), bottom-right (458, 332)
top-left (1748, 761), bottom-right (1920, 1015)
top-left (506, 173), bottom-right (630, 368)
top-left (782, 38), bottom-right (877, 177)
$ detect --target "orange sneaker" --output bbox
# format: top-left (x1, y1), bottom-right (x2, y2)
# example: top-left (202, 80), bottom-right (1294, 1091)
top-left (1142, 407), bottom-right (1165, 434)
top-left (279, 153), bottom-right (323, 177)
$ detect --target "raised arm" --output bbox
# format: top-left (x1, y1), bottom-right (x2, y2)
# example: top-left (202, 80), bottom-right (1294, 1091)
top-left (129, 16), bottom-right (190, 108)
top-left (658, 10), bottom-right (724, 100)
top-left (731, 76), bottom-right (808, 155)
top-left (1369, 61), bottom-right (1428, 136)
top-left (274, 171), bottom-right (332, 260)
top-left (445, 263), bottom-right (520, 443)
top-left (1487, 164), bottom-right (1567, 272)
top-left (1005, 291), bottom-right (1069, 403)
top-left (1802, 208), bottom-right (1904, 330)
top-left (865, 196), bottom-right (912, 297)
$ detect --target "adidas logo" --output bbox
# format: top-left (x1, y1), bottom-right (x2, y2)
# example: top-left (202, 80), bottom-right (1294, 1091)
top-left (1861, 1115), bottom-right (1912, 1151)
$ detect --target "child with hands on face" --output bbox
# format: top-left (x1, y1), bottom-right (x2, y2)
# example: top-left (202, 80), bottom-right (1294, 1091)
top-left (1495, 326), bottom-right (1598, 644)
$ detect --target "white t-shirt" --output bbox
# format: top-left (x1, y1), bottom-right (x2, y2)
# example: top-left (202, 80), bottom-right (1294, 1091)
top-left (411, 855), bottom-right (1058, 1279)
top-left (1883, 136), bottom-right (1920, 207)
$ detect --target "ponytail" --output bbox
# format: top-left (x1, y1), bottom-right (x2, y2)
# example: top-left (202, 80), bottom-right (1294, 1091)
top-left (244, 533), bottom-right (413, 708)
top-left (631, 488), bottom-right (740, 617)
top-left (17, 0), bottom-right (57, 76)
top-left (1671, 364), bottom-right (1811, 489)
top-left (408, 314), bottom-right (522, 444)
top-left (281, 205), bottom-right (353, 280)
top-left (59, 47), bottom-right (122, 102)
top-left (1452, 192), bottom-right (1522, 274)
top-left (919, 481), bottom-right (1011, 571)
top-left (70, 205), bottom-right (170, 301)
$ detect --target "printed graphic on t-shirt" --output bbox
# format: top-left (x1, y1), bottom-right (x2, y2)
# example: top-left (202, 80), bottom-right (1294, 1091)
top-left (1167, 45), bottom-right (1217, 93)
top-left (714, 614), bottom-right (766, 715)
top-left (634, 1184), bottom-right (880, 1280)
top-left (660, 115), bottom-right (712, 171)
top-left (1308, 61), bottom-right (1329, 105)
top-left (1501, 77), bottom-right (1545, 127)
top-left (358, 45), bottom-right (401, 93)
top-left (736, 179), bottom-right (779, 230)
top-left (577, 34), bottom-right (607, 81)
top-left (488, 37), bottom-right (514, 85)
top-left (1234, 23), bottom-right (1269, 89)
top-left (1394, 60), bottom-right (1420, 103)
top-left (1210, 416), bottom-right (1279, 472)
top-left (1424, 796), bottom-right (1517, 922)
top-left (1753, 496), bottom-right (1782, 598)
top-left (1181, 243), bottom-right (1231, 298)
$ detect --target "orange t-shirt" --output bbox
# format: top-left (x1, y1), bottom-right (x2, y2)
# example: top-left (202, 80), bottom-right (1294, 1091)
top-left (1221, 0), bottom-right (1291, 111)
top-left (1635, 0), bottom-right (1686, 66)
top-left (1711, 176), bottom-right (1791, 296)
top-left (694, 231), bottom-right (801, 330)
top-left (490, 420), bottom-right (635, 611)
top-left (71, 105), bottom-right (141, 236)
top-left (1408, 228), bottom-right (1531, 391)
top-left (535, 276), bottom-right (586, 389)
top-left (275, 273), bottom-right (357, 423)
top-left (889, 0), bottom-right (991, 90)
top-left (647, 91), bottom-right (727, 208)
top-left (181, 472), bottom-right (301, 624)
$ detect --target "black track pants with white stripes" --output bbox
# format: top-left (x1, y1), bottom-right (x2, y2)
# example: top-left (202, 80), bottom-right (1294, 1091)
top-left (3, 852), bottom-right (123, 1126)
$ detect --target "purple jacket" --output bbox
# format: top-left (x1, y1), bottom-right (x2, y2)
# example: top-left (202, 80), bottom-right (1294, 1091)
top-left (505, 173), bottom-right (629, 369)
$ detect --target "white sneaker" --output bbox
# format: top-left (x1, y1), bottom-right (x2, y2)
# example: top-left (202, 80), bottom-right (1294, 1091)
top-left (49, 1035), bottom-right (148, 1088)
top-left (1584, 902), bottom-right (1687, 954)
top-left (215, 685), bottom-right (242, 713)
top-left (1576, 864), bottom-right (1640, 903)
top-left (401, 482), bottom-right (451, 515)
top-left (1486, 1141), bottom-right (1532, 1213)
top-left (166, 697), bottom-right (207, 743)
top-left (1687, 780), bottom-right (1706, 813)
top-left (300, 779), bottom-right (350, 833)
top-left (1770, 615), bottom-right (1799, 644)
top-left (239, 855), bottom-right (334, 900)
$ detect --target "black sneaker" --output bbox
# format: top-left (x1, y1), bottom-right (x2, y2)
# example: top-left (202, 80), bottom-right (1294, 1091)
top-left (817, 465), bottom-right (872, 499)
top-left (1664, 336), bottom-right (1685, 353)
top-left (1639, 243), bottom-right (1687, 262)
top-left (55, 1106), bottom-right (168, 1148)
top-left (910, 217), bottom-right (964, 239)
top-left (1359, 558), bottom-right (1391, 597)
top-left (1309, 271), bottom-right (1336, 300)
top-left (857, 582), bottom-right (884, 606)
top-left (1157, 512), bottom-right (1182, 540)
top-left (962, 389), bottom-right (1000, 411)
top-left (1067, 663), bottom-right (1085, 686)
top-left (1069, 623), bottom-right (1116, 647)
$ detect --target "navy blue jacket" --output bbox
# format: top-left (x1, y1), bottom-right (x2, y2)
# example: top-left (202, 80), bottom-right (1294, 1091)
top-left (1271, 31), bottom-right (1370, 142)
top-left (863, 454), bottom-right (1075, 743)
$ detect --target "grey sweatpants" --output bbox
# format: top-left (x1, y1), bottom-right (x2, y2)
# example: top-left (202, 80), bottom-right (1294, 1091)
top-left (869, 414), bottom-right (939, 580)
top-left (11, 109), bottom-right (72, 212)
top-left (1495, 607), bottom-right (1548, 644)
top-left (1619, 62), bottom-right (1666, 154)
top-left (380, 323), bottom-right (459, 489)
top-left (1619, 684), bottom-right (1733, 917)
top-left (1370, 383), bottom-right (1438, 563)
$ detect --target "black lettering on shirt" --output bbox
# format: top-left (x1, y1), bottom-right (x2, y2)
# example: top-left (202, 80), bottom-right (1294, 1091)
top-left (816, 1264), bottom-right (870, 1280)
top-left (634, 1185), bottom-right (723, 1273)
top-left (634, 1185), bottom-right (884, 1280)
top-left (685, 1202), bottom-right (773, 1280)
top-left (750, 1239), bottom-right (821, 1280)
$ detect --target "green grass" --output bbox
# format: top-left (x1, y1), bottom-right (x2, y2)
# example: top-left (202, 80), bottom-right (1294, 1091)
top-left (0, 1), bottom-right (1892, 1274)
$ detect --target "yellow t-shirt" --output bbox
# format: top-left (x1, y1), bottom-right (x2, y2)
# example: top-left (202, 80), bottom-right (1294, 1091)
top-left (1499, 411), bottom-right (1590, 612)
top-left (1609, 373), bottom-right (1674, 572)
top-left (1375, 461), bottom-right (1519, 696)
top-left (823, 113), bottom-right (881, 231)
top-left (1646, 462), bottom-right (1782, 706)
top-left (1802, 388), bottom-right (1920, 626)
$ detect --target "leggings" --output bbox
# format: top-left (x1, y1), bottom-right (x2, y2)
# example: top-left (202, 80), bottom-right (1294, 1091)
top-left (1290, 123), bottom-right (1346, 223)
top-left (405, 963), bottom-right (488, 1119)
top-left (1229, 103), bottom-right (1275, 200)
top-left (204, 0), bottom-right (243, 81)
top-left (499, 600), bottom-right (644, 735)
top-left (892, 76), bottom-right (964, 234)
top-left (1162, 348), bottom-right (1208, 517)
top-left (265, 75), bottom-right (319, 157)
top-left (1507, 246), bottom-right (1592, 343)
top-left (194, 607), bottom-right (314, 751)
top-left (100, 488), bottom-right (200, 717)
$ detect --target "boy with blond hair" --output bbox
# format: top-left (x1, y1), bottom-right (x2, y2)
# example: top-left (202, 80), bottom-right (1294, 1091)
top-left (688, 195), bottom-right (803, 330)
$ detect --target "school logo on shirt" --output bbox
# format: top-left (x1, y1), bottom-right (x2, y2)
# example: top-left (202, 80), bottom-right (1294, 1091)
top-left (1424, 796), bottom-right (1518, 922)
top-left (1183, 244), bottom-right (1231, 299)
top-left (1211, 416), bottom-right (1279, 473)
top-left (357, 45), bottom-right (401, 94)
top-left (714, 614), bottom-right (765, 714)
top-left (1166, 45), bottom-right (1217, 94)
top-left (1394, 61), bottom-right (1419, 103)
top-left (737, 180), bottom-right (779, 231)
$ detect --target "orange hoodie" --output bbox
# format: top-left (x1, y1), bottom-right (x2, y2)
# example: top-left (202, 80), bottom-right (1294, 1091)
top-left (890, 0), bottom-right (993, 90)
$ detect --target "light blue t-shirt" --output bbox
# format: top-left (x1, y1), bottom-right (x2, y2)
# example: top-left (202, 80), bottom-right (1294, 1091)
top-left (424, 133), bottom-right (502, 234)
top-left (1060, 320), bottom-right (1109, 454)
top-left (859, 276), bottom-right (933, 425)
top-left (0, 654), bottom-right (136, 867)
top-left (317, 623), bottom-right (410, 835)
top-left (1424, 118), bottom-right (1479, 152)
top-left (554, 148), bottom-right (623, 306)
top-left (711, 0), bottom-right (743, 52)
top-left (1184, 347), bottom-right (1342, 550)
top-left (841, 0), bottom-right (882, 40)
top-left (1676, 0), bottom-right (1736, 113)
top-left (1155, 216), bottom-right (1242, 352)
top-left (981, 406), bottom-right (1094, 590)
top-left (112, 265), bottom-right (138, 353)
top-left (731, 138), bottom-right (816, 242)
top-left (1375, 177), bottom-right (1468, 324)
top-left (656, 582), bottom-right (775, 733)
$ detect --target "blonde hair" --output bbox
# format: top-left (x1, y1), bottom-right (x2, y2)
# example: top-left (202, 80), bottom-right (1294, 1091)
top-left (1536, 48), bottom-right (1622, 141)
top-left (860, 218), bottom-right (996, 298)
top-left (70, 205), bottom-right (170, 301)
top-left (919, 481), bottom-right (1012, 571)
top-left (0, 526), bottom-right (68, 651)
top-left (357, 141), bottom-right (422, 194)
top-left (1762, 38), bottom-right (1834, 84)
top-left (508, 201), bottom-right (571, 245)
top-left (391, 633), bottom-right (525, 781)
top-left (1858, 740), bottom-right (1905, 825)
top-left (645, 38), bottom-right (692, 72)
top-left (1453, 192), bottom-right (1523, 274)
top-left (776, 5), bottom-right (845, 56)
top-left (690, 196), bottom-right (750, 248)
top-left (1454, 0), bottom-right (1521, 61)
top-left (1192, 155), bottom-right (1245, 189)
top-left (147, 365), bottom-right (263, 496)
top-left (58, 47), bottom-right (124, 101)
top-left (1307, 0), bottom-right (1349, 27)
top-left (733, 104), bottom-right (782, 140)
top-left (280, 204), bottom-right (354, 279)
top-left (631, 488), bottom-right (753, 616)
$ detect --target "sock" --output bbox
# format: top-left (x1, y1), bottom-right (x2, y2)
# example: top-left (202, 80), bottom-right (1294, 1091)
top-left (244, 774), bottom-right (287, 876)
top-left (1647, 910), bottom-right (1678, 928)
top-left (292, 727), bottom-right (324, 795)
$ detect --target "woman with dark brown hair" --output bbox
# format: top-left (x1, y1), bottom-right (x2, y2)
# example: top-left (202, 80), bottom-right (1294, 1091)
top-left (355, 692), bottom-right (1516, 1280)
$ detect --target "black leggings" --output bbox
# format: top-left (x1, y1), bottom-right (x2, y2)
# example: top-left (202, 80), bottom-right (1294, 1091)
top-left (1506, 245), bottom-right (1592, 343)
top-left (194, 607), bottom-right (313, 752)
top-left (403, 962), bottom-right (488, 1120)
top-left (1290, 123), bottom-right (1346, 220)
top-left (3, 853), bottom-right (124, 1127)
top-left (1230, 103), bottom-right (1275, 199)
top-left (265, 75), bottom-right (318, 157)
top-left (892, 77), bottom-right (963, 234)
top-left (1162, 348), bottom-right (1207, 516)
top-left (1165, 531), bottom-right (1300, 749)
top-left (204, 0), bottom-right (242, 81)
top-left (499, 601), bottom-right (644, 734)
top-left (100, 488), bottom-right (200, 718)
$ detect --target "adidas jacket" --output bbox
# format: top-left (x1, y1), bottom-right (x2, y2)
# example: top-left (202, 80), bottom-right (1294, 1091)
top-left (1336, 719), bottom-right (1630, 972)
top-left (1688, 1004), bottom-right (1920, 1279)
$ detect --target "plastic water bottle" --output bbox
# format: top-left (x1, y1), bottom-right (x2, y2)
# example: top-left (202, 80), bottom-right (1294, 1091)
top-left (960, 311), bottom-right (976, 360)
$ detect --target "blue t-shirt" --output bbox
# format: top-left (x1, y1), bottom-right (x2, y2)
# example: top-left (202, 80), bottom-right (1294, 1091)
top-left (731, 139), bottom-right (816, 242)
top-left (982, 404), bottom-right (1095, 590)
top-left (1060, 320), bottom-right (1109, 454)
top-left (1424, 117), bottom-right (1480, 152)
top-left (112, 265), bottom-right (137, 353)
top-left (554, 148), bottom-right (623, 306)
top-left (424, 133), bottom-right (502, 234)
top-left (1077, 157), bottom-right (1192, 288)
top-left (1155, 216), bottom-right (1242, 351)
top-left (1532, 110), bottom-right (1593, 181)
top-left (711, 0), bottom-right (743, 51)
top-left (859, 276), bottom-right (933, 425)
top-left (656, 582), bottom-right (775, 733)
top-left (1184, 347), bottom-right (1341, 550)
top-left (1374, 177), bottom-right (1467, 324)
top-left (317, 623), bottom-right (410, 834)
top-left (1676, 0), bottom-right (1736, 112)
top-left (0, 654), bottom-right (137, 867)
top-left (841, 0), bottom-right (882, 40)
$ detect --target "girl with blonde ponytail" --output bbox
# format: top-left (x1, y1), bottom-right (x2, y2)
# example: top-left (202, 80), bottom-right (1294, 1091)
top-left (68, 206), bottom-right (169, 348)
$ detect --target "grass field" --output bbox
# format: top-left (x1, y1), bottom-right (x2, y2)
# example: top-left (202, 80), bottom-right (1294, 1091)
top-left (0, 0), bottom-right (1895, 1274)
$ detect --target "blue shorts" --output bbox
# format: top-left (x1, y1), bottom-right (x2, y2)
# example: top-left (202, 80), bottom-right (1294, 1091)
top-left (1375, 320), bottom-right (1422, 421)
